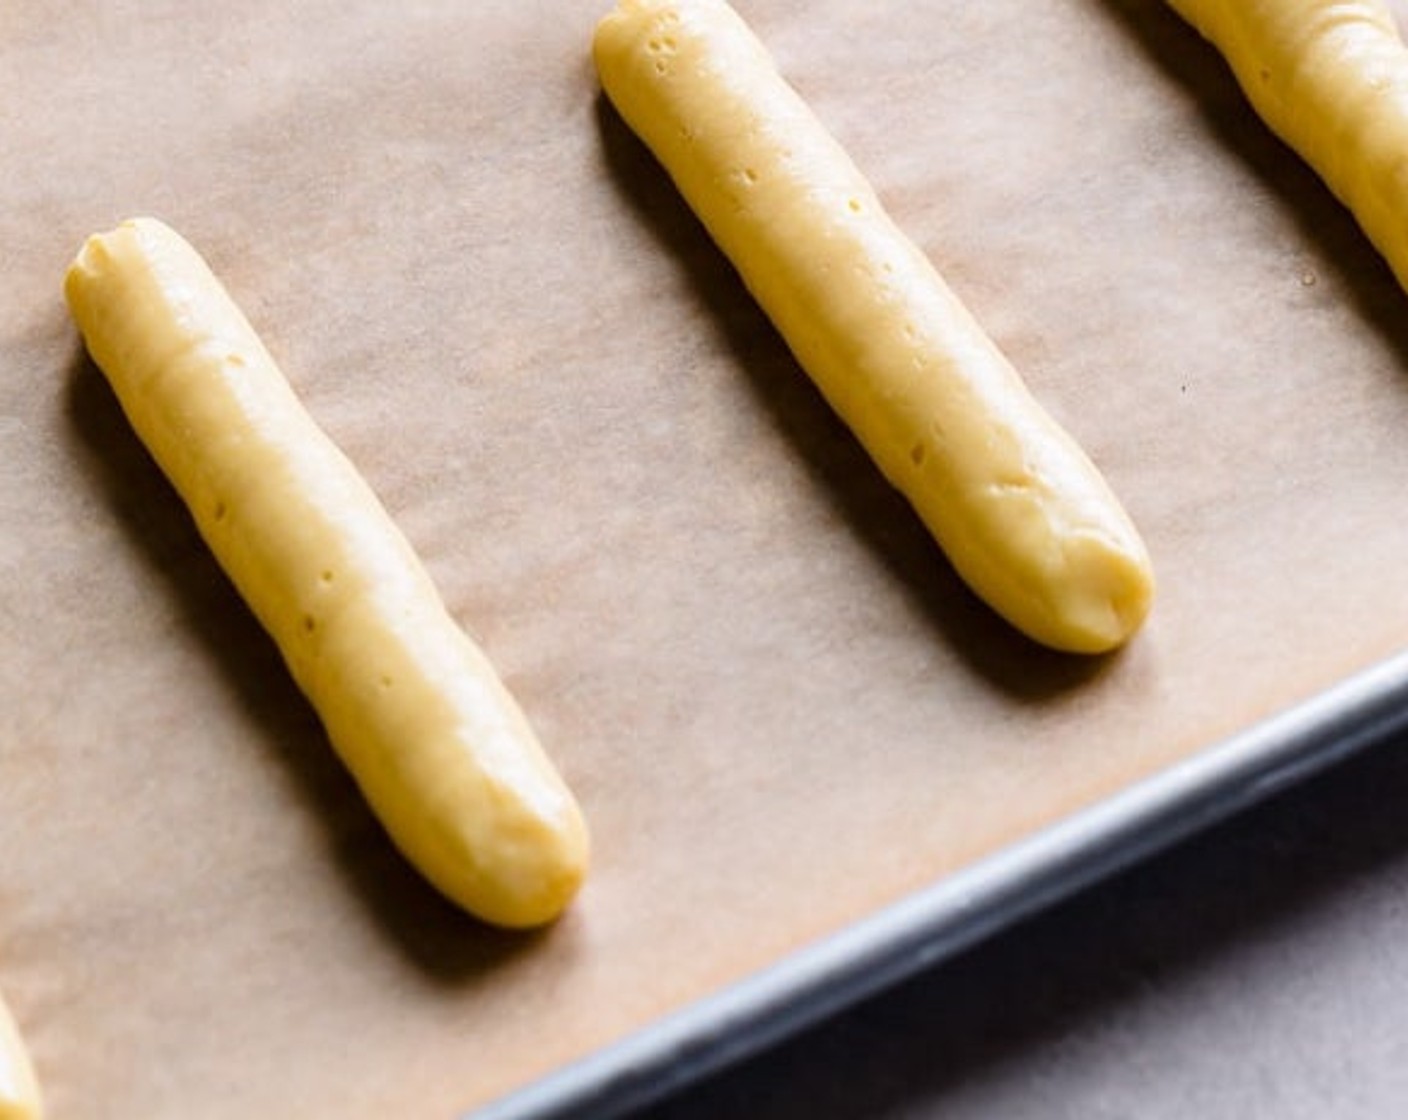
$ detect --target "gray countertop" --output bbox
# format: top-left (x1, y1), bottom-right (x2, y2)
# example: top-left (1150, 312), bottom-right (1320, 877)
top-left (639, 721), bottom-right (1408, 1118)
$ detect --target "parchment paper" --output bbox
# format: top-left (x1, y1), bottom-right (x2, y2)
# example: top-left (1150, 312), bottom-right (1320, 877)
top-left (6, 1), bottom-right (1408, 1115)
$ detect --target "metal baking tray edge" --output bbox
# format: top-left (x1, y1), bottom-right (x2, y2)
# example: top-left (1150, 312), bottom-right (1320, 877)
top-left (472, 648), bottom-right (1408, 1120)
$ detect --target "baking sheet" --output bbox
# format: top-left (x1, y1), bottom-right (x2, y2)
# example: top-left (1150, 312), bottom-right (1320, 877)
top-left (6, 1), bottom-right (1408, 1116)
top-left (485, 651), bottom-right (1408, 1119)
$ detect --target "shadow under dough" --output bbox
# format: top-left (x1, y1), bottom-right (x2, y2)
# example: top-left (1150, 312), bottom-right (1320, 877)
top-left (1094, 0), bottom-right (1408, 364)
top-left (593, 92), bottom-right (1115, 701)
top-left (63, 341), bottom-right (550, 982)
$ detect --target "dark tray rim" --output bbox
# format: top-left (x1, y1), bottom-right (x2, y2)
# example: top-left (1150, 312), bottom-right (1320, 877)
top-left (472, 648), bottom-right (1408, 1120)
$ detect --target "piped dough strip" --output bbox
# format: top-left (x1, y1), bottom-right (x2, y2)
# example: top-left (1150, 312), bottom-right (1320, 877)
top-left (0, 987), bottom-right (40, 1120)
top-left (594, 0), bottom-right (1154, 654)
top-left (65, 218), bottom-right (588, 929)
top-left (1165, 0), bottom-right (1408, 294)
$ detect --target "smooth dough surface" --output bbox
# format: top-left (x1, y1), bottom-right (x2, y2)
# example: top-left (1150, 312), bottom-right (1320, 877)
top-left (594, 0), bottom-right (1154, 653)
top-left (0, 990), bottom-right (40, 1120)
top-left (64, 218), bottom-right (589, 929)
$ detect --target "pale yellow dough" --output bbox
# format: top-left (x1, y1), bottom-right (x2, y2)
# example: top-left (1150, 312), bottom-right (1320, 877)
top-left (65, 218), bottom-right (588, 929)
top-left (0, 989), bottom-right (40, 1120)
top-left (594, 0), bottom-right (1154, 654)
top-left (1166, 0), bottom-right (1408, 295)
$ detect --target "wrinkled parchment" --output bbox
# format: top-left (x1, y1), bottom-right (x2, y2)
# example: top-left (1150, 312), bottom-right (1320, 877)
top-left (5, 1), bottom-right (1408, 1114)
